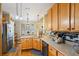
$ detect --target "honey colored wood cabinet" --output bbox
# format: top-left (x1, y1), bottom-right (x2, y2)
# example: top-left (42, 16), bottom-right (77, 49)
top-left (48, 45), bottom-right (65, 56)
top-left (70, 3), bottom-right (79, 32)
top-left (21, 38), bottom-right (27, 50)
top-left (48, 45), bottom-right (57, 56)
top-left (28, 38), bottom-right (32, 49)
top-left (59, 3), bottom-right (70, 31)
top-left (74, 3), bottom-right (79, 31)
top-left (45, 3), bottom-right (79, 32)
top-left (47, 8), bottom-right (52, 31)
top-left (33, 38), bottom-right (42, 51)
top-left (51, 4), bottom-right (58, 31)
top-left (21, 38), bottom-right (42, 51)
top-left (33, 39), bottom-right (37, 49)
top-left (71, 4), bottom-right (75, 31)
top-left (36, 39), bottom-right (42, 51)
top-left (21, 38), bottom-right (32, 50)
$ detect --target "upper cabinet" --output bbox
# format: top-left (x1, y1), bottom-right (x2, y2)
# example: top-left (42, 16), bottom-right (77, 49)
top-left (74, 4), bottom-right (79, 32)
top-left (70, 3), bottom-right (79, 32)
top-left (71, 4), bottom-right (75, 31)
top-left (47, 8), bottom-right (52, 31)
top-left (44, 3), bottom-right (79, 32)
top-left (51, 4), bottom-right (58, 31)
top-left (58, 3), bottom-right (70, 31)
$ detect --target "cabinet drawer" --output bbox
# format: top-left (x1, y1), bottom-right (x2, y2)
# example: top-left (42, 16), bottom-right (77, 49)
top-left (48, 45), bottom-right (57, 56)
top-left (48, 50), bottom-right (54, 56)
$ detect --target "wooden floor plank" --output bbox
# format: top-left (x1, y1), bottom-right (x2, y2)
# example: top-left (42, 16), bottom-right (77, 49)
top-left (21, 50), bottom-right (32, 56)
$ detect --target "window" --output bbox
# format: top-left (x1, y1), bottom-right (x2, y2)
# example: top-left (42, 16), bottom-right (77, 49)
top-left (21, 23), bottom-right (35, 36)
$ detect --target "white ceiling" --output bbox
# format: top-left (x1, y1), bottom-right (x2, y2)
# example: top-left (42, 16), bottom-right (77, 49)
top-left (2, 3), bottom-right (53, 21)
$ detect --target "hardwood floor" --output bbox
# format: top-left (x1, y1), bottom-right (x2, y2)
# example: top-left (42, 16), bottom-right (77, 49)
top-left (20, 49), bottom-right (43, 56)
top-left (21, 50), bottom-right (32, 56)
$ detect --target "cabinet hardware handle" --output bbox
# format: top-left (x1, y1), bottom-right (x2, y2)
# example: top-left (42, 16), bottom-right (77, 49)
top-left (72, 28), bottom-right (75, 30)
top-left (50, 49), bottom-right (52, 50)
top-left (67, 28), bottom-right (70, 30)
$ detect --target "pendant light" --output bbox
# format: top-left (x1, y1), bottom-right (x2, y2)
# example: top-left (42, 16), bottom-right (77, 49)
top-left (15, 3), bottom-right (19, 19)
top-left (20, 3), bottom-right (23, 20)
top-left (27, 13), bottom-right (29, 23)
top-left (37, 14), bottom-right (39, 21)
top-left (26, 8), bottom-right (30, 23)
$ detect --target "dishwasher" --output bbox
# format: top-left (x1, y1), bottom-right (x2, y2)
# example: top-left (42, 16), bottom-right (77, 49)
top-left (42, 40), bottom-right (48, 56)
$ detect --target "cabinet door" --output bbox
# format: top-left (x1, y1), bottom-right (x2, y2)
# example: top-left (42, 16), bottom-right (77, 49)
top-left (26, 38), bottom-right (32, 49)
top-left (48, 50), bottom-right (55, 56)
top-left (74, 3), bottom-right (79, 31)
top-left (59, 3), bottom-right (70, 31)
top-left (21, 39), bottom-right (27, 50)
top-left (71, 4), bottom-right (75, 31)
top-left (36, 39), bottom-right (42, 51)
top-left (33, 39), bottom-right (37, 49)
top-left (33, 38), bottom-right (42, 51)
top-left (47, 8), bottom-right (52, 31)
top-left (48, 45), bottom-right (56, 56)
top-left (21, 38), bottom-right (32, 50)
top-left (52, 4), bottom-right (58, 31)
top-left (28, 38), bottom-right (32, 49)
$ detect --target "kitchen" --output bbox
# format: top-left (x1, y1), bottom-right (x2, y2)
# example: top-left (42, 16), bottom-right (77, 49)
top-left (0, 3), bottom-right (79, 56)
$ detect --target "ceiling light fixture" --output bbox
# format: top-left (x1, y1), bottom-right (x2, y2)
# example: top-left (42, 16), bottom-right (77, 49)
top-left (20, 3), bottom-right (23, 20)
top-left (26, 8), bottom-right (30, 23)
top-left (37, 14), bottom-right (39, 21)
top-left (15, 3), bottom-right (19, 19)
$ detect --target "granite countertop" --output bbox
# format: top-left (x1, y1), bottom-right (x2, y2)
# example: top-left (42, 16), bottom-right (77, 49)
top-left (20, 35), bottom-right (39, 39)
top-left (40, 35), bottom-right (79, 56)
top-left (16, 35), bottom-right (79, 56)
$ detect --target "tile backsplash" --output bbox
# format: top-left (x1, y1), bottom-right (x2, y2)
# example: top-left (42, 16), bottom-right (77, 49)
top-left (51, 32), bottom-right (79, 43)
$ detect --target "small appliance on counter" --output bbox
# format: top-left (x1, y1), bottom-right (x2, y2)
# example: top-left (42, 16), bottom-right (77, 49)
top-left (51, 32), bottom-right (65, 44)
top-left (54, 37), bottom-right (64, 44)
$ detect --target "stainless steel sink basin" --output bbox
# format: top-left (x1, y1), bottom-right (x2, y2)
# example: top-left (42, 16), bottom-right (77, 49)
top-left (73, 44), bottom-right (79, 54)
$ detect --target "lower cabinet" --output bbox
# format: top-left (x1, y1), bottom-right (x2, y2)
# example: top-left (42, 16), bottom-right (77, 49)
top-left (48, 45), bottom-right (57, 56)
top-left (21, 38), bottom-right (32, 50)
top-left (21, 38), bottom-right (42, 51)
top-left (48, 45), bottom-right (64, 56)
top-left (21, 38), bottom-right (64, 56)
top-left (21, 38), bottom-right (27, 50)
top-left (27, 38), bottom-right (32, 49)
top-left (33, 38), bottom-right (42, 51)
top-left (49, 50), bottom-right (55, 56)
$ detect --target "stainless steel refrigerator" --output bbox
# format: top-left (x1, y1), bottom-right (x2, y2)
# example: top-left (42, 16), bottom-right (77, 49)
top-left (2, 22), bottom-right (14, 53)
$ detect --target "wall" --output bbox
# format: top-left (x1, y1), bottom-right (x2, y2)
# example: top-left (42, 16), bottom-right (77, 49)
top-left (14, 20), bottom-right (41, 38)
top-left (14, 20), bottom-right (21, 37)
